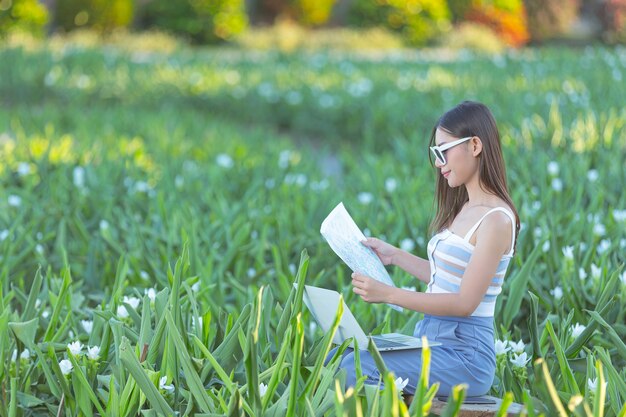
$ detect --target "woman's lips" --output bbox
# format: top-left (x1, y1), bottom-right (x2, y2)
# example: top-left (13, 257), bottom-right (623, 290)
top-left (442, 171), bottom-right (450, 178)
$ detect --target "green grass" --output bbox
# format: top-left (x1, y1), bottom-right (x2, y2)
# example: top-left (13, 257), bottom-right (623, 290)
top-left (0, 36), bottom-right (625, 416)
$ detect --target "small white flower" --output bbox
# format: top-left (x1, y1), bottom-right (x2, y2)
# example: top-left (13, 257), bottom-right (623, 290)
top-left (117, 305), bottom-right (129, 318)
top-left (593, 223), bottom-right (606, 236)
top-left (191, 282), bottom-right (200, 292)
top-left (35, 244), bottom-right (44, 255)
top-left (591, 264), bottom-right (601, 279)
top-left (587, 169), bottom-right (599, 182)
top-left (533, 227), bottom-right (542, 238)
top-left (59, 359), bottom-right (73, 375)
top-left (0, 229), bottom-right (8, 241)
top-left (8, 195), bottom-right (22, 207)
top-left (265, 178), bottom-right (276, 189)
top-left (587, 377), bottom-right (607, 392)
top-left (278, 150), bottom-right (291, 169)
top-left (99, 220), bottom-right (109, 231)
top-left (20, 349), bottom-right (30, 360)
top-left (579, 268), bottom-right (587, 280)
top-left (216, 153), bottom-right (234, 169)
top-left (509, 340), bottom-right (525, 354)
top-left (247, 268), bottom-right (256, 278)
top-left (547, 161), bottom-right (559, 176)
top-left (597, 239), bottom-right (611, 255)
top-left (562, 246), bottom-right (574, 260)
top-left (87, 346), bottom-right (100, 361)
top-left (259, 382), bottom-right (268, 397)
top-left (17, 162), bottom-right (31, 176)
top-left (394, 376), bottom-right (409, 391)
top-left (613, 209), bottom-right (626, 222)
top-left (550, 286), bottom-right (563, 300)
top-left (542, 240), bottom-right (550, 252)
top-left (81, 320), bottom-right (93, 334)
top-left (35, 299), bottom-right (41, 308)
top-left (145, 288), bottom-right (157, 302)
top-left (532, 201), bottom-right (541, 211)
top-left (288, 264), bottom-right (296, 275)
top-left (495, 339), bottom-right (511, 356)
top-left (358, 192), bottom-right (373, 205)
top-left (385, 178), bottom-right (397, 193)
top-left (551, 178), bottom-right (563, 192)
top-left (42, 310), bottom-right (50, 319)
top-left (68, 341), bottom-right (83, 356)
top-left (123, 296), bottom-right (140, 309)
top-left (621, 270), bottom-right (626, 285)
top-left (11, 349), bottom-right (17, 362)
top-left (73, 166), bottom-right (85, 188)
top-left (140, 270), bottom-right (150, 281)
top-left (175, 175), bottom-right (184, 188)
top-left (400, 238), bottom-right (415, 252)
top-left (580, 242), bottom-right (588, 252)
top-left (159, 376), bottom-right (174, 393)
top-left (510, 352), bottom-right (530, 368)
top-left (570, 323), bottom-right (586, 338)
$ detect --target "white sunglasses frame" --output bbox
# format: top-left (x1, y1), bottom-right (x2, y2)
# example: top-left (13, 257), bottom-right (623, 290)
top-left (430, 136), bottom-right (473, 165)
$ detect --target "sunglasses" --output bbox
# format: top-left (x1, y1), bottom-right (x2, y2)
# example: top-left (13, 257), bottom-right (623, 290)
top-left (430, 136), bottom-right (473, 165)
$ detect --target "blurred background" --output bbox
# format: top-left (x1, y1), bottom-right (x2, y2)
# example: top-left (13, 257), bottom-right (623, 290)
top-left (1, 0), bottom-right (626, 50)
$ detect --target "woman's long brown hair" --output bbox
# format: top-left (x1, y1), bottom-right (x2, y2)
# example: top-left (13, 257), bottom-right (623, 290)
top-left (428, 101), bottom-right (520, 253)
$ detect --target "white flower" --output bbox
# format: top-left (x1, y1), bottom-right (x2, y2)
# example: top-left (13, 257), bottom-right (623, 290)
top-left (533, 227), bottom-right (542, 238)
top-left (159, 376), bottom-right (174, 393)
top-left (570, 323), bottom-right (586, 338)
top-left (35, 244), bottom-right (44, 255)
top-left (394, 377), bottom-right (409, 391)
top-left (532, 201), bottom-right (541, 212)
top-left (259, 382), bottom-right (268, 397)
top-left (247, 268), bottom-right (256, 278)
top-left (216, 153), bottom-right (233, 169)
top-left (99, 220), bottom-right (109, 231)
top-left (11, 349), bottom-right (18, 362)
top-left (587, 377), bottom-right (607, 392)
top-left (587, 169), bottom-right (599, 182)
top-left (593, 223), bottom-right (606, 236)
top-left (542, 240), bottom-right (550, 252)
top-left (73, 166), bottom-right (85, 188)
top-left (597, 239), bottom-right (611, 255)
top-left (385, 178), bottom-right (397, 193)
top-left (400, 238), bottom-right (415, 252)
top-left (42, 310), bottom-right (50, 319)
top-left (123, 296), bottom-right (140, 309)
top-left (510, 352), bottom-right (530, 368)
top-left (68, 341), bottom-right (83, 356)
top-left (591, 264), bottom-right (601, 279)
top-left (59, 359), bottom-right (73, 376)
top-left (288, 264), bottom-right (296, 275)
top-left (579, 268), bottom-right (587, 280)
top-left (17, 162), bottom-right (31, 176)
top-left (550, 286), bottom-right (563, 300)
top-left (87, 346), bottom-right (100, 361)
top-left (495, 339), bottom-right (511, 356)
top-left (8, 195), bottom-right (22, 207)
top-left (562, 246), bottom-right (574, 260)
top-left (81, 320), bottom-right (93, 334)
top-left (175, 175), bottom-right (184, 188)
top-left (145, 288), bottom-right (157, 302)
top-left (358, 192), bottom-right (373, 205)
top-left (140, 270), bottom-right (150, 281)
top-left (621, 270), bottom-right (626, 285)
top-left (551, 178), bottom-right (563, 192)
top-left (20, 349), bottom-right (30, 360)
top-left (613, 209), bottom-right (626, 222)
top-left (547, 161), bottom-right (559, 176)
top-left (509, 340), bottom-right (525, 354)
top-left (278, 150), bottom-right (291, 169)
top-left (117, 305), bottom-right (129, 318)
top-left (0, 229), bottom-right (8, 241)
top-left (191, 282), bottom-right (200, 292)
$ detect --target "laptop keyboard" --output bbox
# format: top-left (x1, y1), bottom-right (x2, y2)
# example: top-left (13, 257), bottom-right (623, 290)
top-left (372, 337), bottom-right (407, 349)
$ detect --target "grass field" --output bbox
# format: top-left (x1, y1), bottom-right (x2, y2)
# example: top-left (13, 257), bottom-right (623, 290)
top-left (1, 36), bottom-right (625, 416)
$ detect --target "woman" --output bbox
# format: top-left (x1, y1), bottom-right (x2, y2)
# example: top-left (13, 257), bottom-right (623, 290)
top-left (337, 100), bottom-right (520, 397)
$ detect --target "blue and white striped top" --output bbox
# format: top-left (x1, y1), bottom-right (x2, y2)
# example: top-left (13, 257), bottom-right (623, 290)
top-left (426, 207), bottom-right (516, 317)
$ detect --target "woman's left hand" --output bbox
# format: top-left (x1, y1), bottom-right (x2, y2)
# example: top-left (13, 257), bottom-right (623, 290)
top-left (351, 272), bottom-right (393, 303)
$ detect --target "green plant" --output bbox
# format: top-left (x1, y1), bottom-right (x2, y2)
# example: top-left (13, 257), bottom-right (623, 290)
top-left (0, 0), bottom-right (48, 37)
top-left (55, 0), bottom-right (134, 32)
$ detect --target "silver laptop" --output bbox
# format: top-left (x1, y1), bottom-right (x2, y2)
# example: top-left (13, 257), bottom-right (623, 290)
top-left (300, 285), bottom-right (440, 351)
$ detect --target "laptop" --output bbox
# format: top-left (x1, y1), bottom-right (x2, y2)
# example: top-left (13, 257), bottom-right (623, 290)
top-left (300, 285), bottom-right (441, 351)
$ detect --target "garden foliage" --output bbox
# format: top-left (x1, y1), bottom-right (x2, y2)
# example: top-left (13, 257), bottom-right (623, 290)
top-left (0, 0), bottom-right (48, 37)
top-left (55, 0), bottom-right (134, 32)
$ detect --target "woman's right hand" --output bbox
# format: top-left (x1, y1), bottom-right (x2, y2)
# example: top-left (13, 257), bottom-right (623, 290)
top-left (361, 237), bottom-right (398, 266)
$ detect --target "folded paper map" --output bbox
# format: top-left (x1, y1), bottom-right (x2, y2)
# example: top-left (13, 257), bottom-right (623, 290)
top-left (320, 202), bottom-right (402, 312)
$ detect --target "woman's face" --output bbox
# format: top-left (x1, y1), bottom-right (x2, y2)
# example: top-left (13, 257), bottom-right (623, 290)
top-left (433, 128), bottom-right (478, 188)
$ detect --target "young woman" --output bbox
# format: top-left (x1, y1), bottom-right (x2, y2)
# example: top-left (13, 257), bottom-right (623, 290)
top-left (336, 100), bottom-right (520, 397)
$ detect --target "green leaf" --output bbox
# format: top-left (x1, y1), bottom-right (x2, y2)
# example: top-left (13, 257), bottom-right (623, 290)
top-left (118, 337), bottom-right (174, 416)
top-left (8, 318), bottom-right (39, 350)
top-left (502, 243), bottom-right (542, 328)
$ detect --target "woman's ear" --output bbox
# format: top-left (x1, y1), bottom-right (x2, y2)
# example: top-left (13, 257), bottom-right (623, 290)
top-left (471, 136), bottom-right (483, 157)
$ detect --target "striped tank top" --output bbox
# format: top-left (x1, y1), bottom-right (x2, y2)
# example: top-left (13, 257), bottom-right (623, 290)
top-left (426, 207), bottom-right (516, 317)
